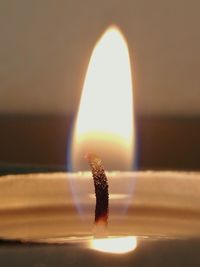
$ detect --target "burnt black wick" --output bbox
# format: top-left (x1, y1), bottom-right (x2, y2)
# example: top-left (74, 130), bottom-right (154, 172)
top-left (85, 153), bottom-right (109, 227)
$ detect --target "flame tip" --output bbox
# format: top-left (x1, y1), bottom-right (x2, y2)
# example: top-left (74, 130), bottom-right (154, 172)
top-left (102, 24), bottom-right (125, 38)
top-left (106, 24), bottom-right (121, 31)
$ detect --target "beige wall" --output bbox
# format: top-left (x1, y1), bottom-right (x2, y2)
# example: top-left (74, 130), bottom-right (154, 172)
top-left (0, 0), bottom-right (200, 116)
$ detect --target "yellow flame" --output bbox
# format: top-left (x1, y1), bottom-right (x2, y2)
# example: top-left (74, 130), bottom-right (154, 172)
top-left (89, 236), bottom-right (137, 254)
top-left (72, 25), bottom-right (134, 171)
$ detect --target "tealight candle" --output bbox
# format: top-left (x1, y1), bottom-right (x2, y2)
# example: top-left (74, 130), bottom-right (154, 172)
top-left (0, 171), bottom-right (200, 241)
top-left (1, 25), bottom-right (200, 257)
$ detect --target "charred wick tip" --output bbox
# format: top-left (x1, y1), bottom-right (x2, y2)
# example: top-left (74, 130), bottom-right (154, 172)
top-left (85, 153), bottom-right (109, 227)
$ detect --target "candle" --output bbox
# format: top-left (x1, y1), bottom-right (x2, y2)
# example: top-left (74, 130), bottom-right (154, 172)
top-left (0, 25), bottom-right (200, 257)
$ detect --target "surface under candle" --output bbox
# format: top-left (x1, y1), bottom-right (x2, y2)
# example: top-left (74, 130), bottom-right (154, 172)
top-left (0, 171), bottom-right (200, 241)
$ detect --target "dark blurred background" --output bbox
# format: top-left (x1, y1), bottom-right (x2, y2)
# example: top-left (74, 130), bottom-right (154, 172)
top-left (0, 116), bottom-right (199, 172)
top-left (0, 0), bottom-right (200, 172)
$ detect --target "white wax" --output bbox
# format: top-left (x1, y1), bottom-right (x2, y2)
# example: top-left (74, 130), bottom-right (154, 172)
top-left (0, 171), bottom-right (200, 241)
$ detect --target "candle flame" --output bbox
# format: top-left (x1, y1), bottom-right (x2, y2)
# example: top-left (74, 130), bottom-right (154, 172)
top-left (71, 25), bottom-right (135, 171)
top-left (70, 26), bottom-right (136, 254)
top-left (89, 236), bottom-right (137, 254)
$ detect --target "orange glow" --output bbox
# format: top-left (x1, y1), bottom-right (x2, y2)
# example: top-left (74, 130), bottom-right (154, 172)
top-left (89, 236), bottom-right (137, 254)
top-left (71, 25), bottom-right (135, 171)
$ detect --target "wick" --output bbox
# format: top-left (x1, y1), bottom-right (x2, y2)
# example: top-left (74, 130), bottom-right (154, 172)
top-left (85, 153), bottom-right (109, 229)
